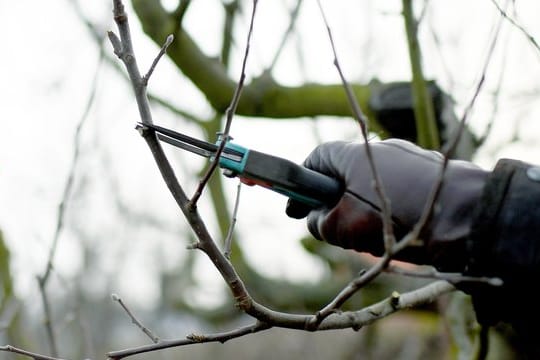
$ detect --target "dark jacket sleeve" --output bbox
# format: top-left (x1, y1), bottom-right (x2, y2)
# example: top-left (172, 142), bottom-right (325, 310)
top-left (463, 159), bottom-right (540, 338)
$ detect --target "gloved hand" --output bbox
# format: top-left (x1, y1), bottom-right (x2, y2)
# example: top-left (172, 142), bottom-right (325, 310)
top-left (286, 139), bottom-right (488, 271)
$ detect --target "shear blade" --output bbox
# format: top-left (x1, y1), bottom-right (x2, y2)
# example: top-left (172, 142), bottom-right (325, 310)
top-left (138, 122), bottom-right (243, 162)
top-left (156, 133), bottom-right (215, 158)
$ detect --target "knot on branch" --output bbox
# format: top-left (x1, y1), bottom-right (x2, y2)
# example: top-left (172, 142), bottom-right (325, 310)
top-left (234, 294), bottom-right (252, 310)
top-left (186, 333), bottom-right (206, 343)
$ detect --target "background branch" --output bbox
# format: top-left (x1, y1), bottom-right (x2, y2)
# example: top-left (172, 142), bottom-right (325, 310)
top-left (36, 41), bottom-right (105, 358)
top-left (402, 0), bottom-right (440, 149)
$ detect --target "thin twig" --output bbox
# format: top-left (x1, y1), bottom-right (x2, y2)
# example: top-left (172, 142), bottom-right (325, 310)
top-left (490, 0), bottom-right (540, 56)
top-left (112, 294), bottom-right (160, 343)
top-left (73, 2), bottom-right (204, 125)
top-left (36, 41), bottom-right (104, 358)
top-left (224, 181), bottom-right (242, 259)
top-left (108, 321), bottom-right (271, 359)
top-left (268, 0), bottom-right (303, 71)
top-left (190, 0), bottom-right (259, 207)
top-left (0, 345), bottom-right (66, 360)
top-left (142, 34), bottom-right (174, 86)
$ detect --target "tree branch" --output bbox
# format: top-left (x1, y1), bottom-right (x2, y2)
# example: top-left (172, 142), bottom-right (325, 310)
top-left (107, 280), bottom-right (454, 358)
top-left (110, 0), bottom-right (254, 330)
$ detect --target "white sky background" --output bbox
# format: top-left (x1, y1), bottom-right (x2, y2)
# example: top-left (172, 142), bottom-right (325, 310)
top-left (1, 0), bottom-right (540, 312)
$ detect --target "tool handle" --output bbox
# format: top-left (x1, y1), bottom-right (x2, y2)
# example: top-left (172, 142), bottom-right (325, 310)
top-left (236, 149), bottom-right (343, 208)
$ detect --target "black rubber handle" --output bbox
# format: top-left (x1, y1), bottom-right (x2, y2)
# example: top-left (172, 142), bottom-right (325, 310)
top-left (239, 150), bottom-right (343, 208)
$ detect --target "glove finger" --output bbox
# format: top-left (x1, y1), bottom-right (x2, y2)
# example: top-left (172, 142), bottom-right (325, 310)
top-left (306, 207), bottom-right (327, 241)
top-left (310, 193), bottom-right (386, 254)
top-left (285, 198), bottom-right (313, 219)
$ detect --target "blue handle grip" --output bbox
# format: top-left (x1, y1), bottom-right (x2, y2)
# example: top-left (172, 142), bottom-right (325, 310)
top-left (218, 143), bottom-right (342, 208)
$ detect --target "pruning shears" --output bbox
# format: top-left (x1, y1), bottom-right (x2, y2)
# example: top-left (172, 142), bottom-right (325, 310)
top-left (136, 123), bottom-right (342, 208)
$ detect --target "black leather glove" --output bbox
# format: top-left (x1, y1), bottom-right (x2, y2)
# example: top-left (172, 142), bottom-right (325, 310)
top-left (286, 139), bottom-right (488, 271)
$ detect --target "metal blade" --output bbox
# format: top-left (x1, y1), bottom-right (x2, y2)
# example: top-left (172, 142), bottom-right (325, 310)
top-left (157, 133), bottom-right (215, 158)
top-left (137, 122), bottom-right (243, 162)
